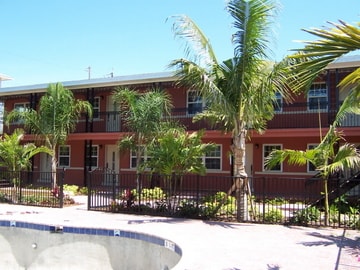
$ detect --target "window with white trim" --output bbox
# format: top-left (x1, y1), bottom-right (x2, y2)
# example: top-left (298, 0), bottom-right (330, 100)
top-left (86, 145), bottom-right (98, 169)
top-left (307, 144), bottom-right (318, 172)
top-left (12, 102), bottom-right (30, 124)
top-left (58, 145), bottom-right (70, 167)
top-left (308, 83), bottom-right (328, 111)
top-left (93, 97), bottom-right (100, 119)
top-left (187, 90), bottom-right (204, 115)
top-left (130, 146), bottom-right (148, 168)
top-left (204, 145), bottom-right (221, 170)
top-left (263, 144), bottom-right (282, 171)
top-left (273, 92), bottom-right (282, 112)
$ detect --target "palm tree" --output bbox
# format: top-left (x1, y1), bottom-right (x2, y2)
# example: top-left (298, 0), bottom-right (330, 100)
top-left (287, 20), bottom-right (360, 93)
top-left (6, 83), bottom-right (92, 188)
top-left (0, 129), bottom-right (52, 201)
top-left (112, 87), bottom-right (173, 190)
top-left (145, 127), bottom-right (215, 210)
top-left (169, 0), bottom-right (293, 221)
top-left (265, 94), bottom-right (360, 226)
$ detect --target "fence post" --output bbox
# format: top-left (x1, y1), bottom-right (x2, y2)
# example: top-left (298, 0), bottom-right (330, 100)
top-left (87, 171), bottom-right (91, 210)
top-left (59, 168), bottom-right (65, 208)
top-left (112, 171), bottom-right (116, 202)
top-left (262, 177), bottom-right (266, 222)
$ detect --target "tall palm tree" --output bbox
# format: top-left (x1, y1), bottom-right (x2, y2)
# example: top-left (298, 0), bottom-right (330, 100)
top-left (169, 0), bottom-right (293, 221)
top-left (6, 83), bottom-right (92, 188)
top-left (265, 94), bottom-right (360, 226)
top-left (113, 87), bottom-right (173, 189)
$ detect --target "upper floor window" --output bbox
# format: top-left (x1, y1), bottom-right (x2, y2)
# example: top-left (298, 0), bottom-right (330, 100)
top-left (187, 90), bottom-right (204, 115)
top-left (58, 145), bottom-right (70, 167)
top-left (14, 102), bottom-right (30, 112)
top-left (203, 145), bottom-right (221, 170)
top-left (308, 83), bottom-right (327, 111)
top-left (93, 97), bottom-right (100, 119)
top-left (263, 144), bottom-right (282, 172)
top-left (273, 92), bottom-right (283, 112)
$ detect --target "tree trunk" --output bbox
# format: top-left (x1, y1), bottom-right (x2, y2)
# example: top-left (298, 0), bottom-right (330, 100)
top-left (229, 130), bottom-right (248, 222)
top-left (324, 178), bottom-right (329, 226)
top-left (51, 149), bottom-right (57, 189)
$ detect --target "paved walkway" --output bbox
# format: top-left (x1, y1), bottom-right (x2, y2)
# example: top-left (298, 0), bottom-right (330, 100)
top-left (0, 196), bottom-right (359, 270)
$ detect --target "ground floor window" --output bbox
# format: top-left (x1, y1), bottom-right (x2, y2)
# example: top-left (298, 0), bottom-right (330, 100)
top-left (58, 145), bottom-right (70, 167)
top-left (263, 144), bottom-right (282, 172)
top-left (86, 145), bottom-right (98, 169)
top-left (204, 145), bottom-right (221, 170)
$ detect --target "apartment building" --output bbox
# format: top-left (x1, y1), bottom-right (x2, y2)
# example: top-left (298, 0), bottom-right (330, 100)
top-left (0, 55), bottom-right (359, 187)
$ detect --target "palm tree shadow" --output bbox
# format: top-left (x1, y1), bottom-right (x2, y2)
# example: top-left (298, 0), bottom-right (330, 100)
top-left (299, 229), bottom-right (360, 268)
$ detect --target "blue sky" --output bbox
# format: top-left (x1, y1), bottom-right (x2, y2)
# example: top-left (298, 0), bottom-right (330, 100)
top-left (1, 0), bottom-right (359, 87)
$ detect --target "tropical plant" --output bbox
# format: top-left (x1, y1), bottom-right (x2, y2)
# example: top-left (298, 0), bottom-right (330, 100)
top-left (145, 127), bottom-right (215, 210)
top-left (265, 95), bottom-right (360, 225)
top-left (6, 83), bottom-right (92, 188)
top-left (0, 128), bottom-right (52, 201)
top-left (266, 20), bottom-right (360, 226)
top-left (113, 87), bottom-right (173, 180)
top-left (168, 0), bottom-right (294, 221)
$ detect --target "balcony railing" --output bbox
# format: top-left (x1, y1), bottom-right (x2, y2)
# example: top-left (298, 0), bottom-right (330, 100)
top-left (4, 103), bottom-right (360, 134)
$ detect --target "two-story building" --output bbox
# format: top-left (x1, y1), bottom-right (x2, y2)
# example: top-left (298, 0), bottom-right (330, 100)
top-left (0, 55), bottom-right (359, 189)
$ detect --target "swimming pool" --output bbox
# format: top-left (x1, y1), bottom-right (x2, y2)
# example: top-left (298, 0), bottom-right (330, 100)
top-left (0, 220), bottom-right (181, 269)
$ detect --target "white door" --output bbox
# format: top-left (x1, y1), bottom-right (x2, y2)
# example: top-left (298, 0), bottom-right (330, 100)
top-left (245, 143), bottom-right (253, 178)
top-left (103, 145), bottom-right (119, 185)
top-left (39, 153), bottom-right (52, 183)
top-left (106, 95), bottom-right (121, 132)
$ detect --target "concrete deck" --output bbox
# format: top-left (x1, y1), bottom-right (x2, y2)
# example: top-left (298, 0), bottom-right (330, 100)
top-left (0, 196), bottom-right (359, 270)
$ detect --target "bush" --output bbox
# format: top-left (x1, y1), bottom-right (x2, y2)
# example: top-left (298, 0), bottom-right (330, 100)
top-left (263, 209), bottom-right (283, 223)
top-left (291, 206), bottom-right (320, 225)
top-left (201, 191), bottom-right (236, 218)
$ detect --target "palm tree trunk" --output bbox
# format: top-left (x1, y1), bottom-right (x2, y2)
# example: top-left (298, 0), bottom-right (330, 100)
top-left (230, 130), bottom-right (248, 221)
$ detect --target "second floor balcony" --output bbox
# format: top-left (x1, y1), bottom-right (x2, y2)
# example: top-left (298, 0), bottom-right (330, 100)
top-left (4, 103), bottom-right (360, 135)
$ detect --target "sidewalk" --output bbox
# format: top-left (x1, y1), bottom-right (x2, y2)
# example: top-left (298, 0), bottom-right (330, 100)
top-left (0, 196), bottom-right (359, 270)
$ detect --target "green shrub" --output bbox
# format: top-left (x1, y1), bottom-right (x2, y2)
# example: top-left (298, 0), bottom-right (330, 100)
top-left (263, 209), bottom-right (283, 223)
top-left (291, 206), bottom-right (320, 225)
top-left (201, 191), bottom-right (236, 218)
top-left (265, 197), bottom-right (289, 205)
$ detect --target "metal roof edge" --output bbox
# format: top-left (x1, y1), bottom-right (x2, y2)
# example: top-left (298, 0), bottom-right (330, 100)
top-left (0, 71), bottom-right (176, 96)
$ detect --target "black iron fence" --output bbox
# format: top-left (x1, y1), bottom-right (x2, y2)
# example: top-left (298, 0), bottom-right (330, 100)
top-left (0, 170), bottom-right (65, 208)
top-left (87, 172), bottom-right (360, 228)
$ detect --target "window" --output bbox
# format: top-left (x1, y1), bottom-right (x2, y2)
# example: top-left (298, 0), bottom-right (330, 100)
top-left (204, 145), bottom-right (221, 170)
top-left (273, 92), bottom-right (282, 112)
top-left (308, 83), bottom-right (327, 111)
top-left (187, 90), bottom-right (204, 115)
top-left (14, 102), bottom-right (30, 112)
top-left (307, 144), bottom-right (318, 172)
top-left (93, 97), bottom-right (100, 119)
top-left (130, 147), bottom-right (147, 168)
top-left (86, 145), bottom-right (98, 169)
top-left (263, 144), bottom-right (282, 171)
top-left (58, 145), bottom-right (70, 167)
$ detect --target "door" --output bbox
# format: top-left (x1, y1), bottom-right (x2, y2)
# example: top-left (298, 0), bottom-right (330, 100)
top-left (106, 95), bottom-right (121, 132)
top-left (39, 153), bottom-right (52, 183)
top-left (103, 145), bottom-right (119, 185)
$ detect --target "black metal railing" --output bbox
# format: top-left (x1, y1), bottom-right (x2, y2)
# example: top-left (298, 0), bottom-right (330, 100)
top-left (5, 103), bottom-right (360, 135)
top-left (87, 172), bottom-right (360, 228)
top-left (0, 170), bottom-right (65, 208)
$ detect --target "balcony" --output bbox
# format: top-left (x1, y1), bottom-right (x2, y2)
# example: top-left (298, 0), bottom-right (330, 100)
top-left (3, 104), bottom-right (360, 135)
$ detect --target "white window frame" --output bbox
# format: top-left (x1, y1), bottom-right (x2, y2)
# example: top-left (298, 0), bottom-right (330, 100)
top-left (307, 83), bottom-right (328, 111)
top-left (130, 147), bottom-right (148, 169)
top-left (93, 97), bottom-right (100, 119)
top-left (58, 145), bottom-right (71, 168)
top-left (12, 102), bottom-right (30, 124)
top-left (187, 90), bottom-right (204, 116)
top-left (86, 145), bottom-right (99, 169)
top-left (307, 144), bottom-right (318, 173)
top-left (263, 144), bottom-right (282, 172)
top-left (273, 92), bottom-right (283, 112)
top-left (203, 145), bottom-right (222, 171)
